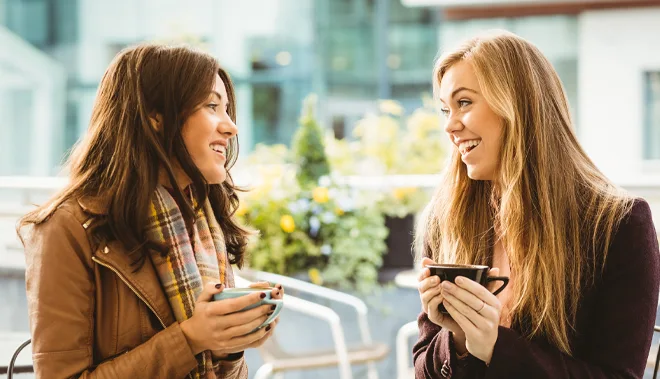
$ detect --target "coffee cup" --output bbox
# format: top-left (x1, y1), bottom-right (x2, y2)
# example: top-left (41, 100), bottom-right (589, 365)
top-left (213, 287), bottom-right (283, 331)
top-left (425, 264), bottom-right (509, 314)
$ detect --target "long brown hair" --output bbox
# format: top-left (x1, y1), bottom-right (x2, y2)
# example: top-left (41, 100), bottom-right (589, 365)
top-left (417, 30), bottom-right (633, 355)
top-left (19, 43), bottom-right (251, 267)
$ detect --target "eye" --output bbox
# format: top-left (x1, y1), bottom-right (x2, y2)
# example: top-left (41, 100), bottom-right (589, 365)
top-left (458, 99), bottom-right (471, 108)
top-left (440, 108), bottom-right (450, 117)
top-left (207, 103), bottom-right (219, 111)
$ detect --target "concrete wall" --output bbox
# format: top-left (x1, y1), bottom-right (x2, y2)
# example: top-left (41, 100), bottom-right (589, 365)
top-left (578, 6), bottom-right (660, 181)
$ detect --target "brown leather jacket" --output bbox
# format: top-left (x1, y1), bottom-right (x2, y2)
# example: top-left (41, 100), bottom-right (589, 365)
top-left (22, 196), bottom-right (248, 378)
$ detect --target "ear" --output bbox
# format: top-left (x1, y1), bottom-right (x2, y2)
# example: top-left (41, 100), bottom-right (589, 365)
top-left (149, 113), bottom-right (163, 131)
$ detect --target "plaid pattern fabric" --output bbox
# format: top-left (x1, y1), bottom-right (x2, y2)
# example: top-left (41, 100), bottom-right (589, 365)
top-left (146, 185), bottom-right (235, 378)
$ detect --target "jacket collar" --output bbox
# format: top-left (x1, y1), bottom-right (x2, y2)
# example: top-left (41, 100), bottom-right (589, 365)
top-left (92, 240), bottom-right (176, 328)
top-left (80, 193), bottom-right (176, 327)
top-left (78, 194), bottom-right (110, 216)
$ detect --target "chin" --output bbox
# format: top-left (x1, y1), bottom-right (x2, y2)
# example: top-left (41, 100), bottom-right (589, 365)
top-left (466, 166), bottom-right (492, 181)
top-left (202, 168), bottom-right (227, 185)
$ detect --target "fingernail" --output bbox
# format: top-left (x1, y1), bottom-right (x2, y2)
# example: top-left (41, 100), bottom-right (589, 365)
top-left (276, 290), bottom-right (281, 296)
top-left (456, 277), bottom-right (464, 284)
top-left (442, 281), bottom-right (452, 290)
top-left (215, 283), bottom-right (222, 289)
top-left (260, 293), bottom-right (266, 299)
top-left (271, 304), bottom-right (276, 310)
top-left (266, 325), bottom-right (272, 331)
top-left (276, 284), bottom-right (283, 290)
top-left (267, 312), bottom-right (273, 316)
top-left (431, 277), bottom-right (438, 284)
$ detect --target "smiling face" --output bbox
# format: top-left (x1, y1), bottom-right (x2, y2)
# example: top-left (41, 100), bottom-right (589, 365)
top-left (180, 73), bottom-right (238, 185)
top-left (439, 60), bottom-right (504, 181)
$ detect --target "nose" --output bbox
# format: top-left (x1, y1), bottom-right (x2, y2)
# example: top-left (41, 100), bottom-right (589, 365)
top-left (443, 114), bottom-right (464, 135)
top-left (218, 112), bottom-right (238, 138)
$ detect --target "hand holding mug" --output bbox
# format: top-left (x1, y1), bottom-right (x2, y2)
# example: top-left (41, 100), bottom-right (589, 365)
top-left (440, 267), bottom-right (505, 364)
top-left (418, 258), bottom-right (464, 337)
top-left (180, 282), bottom-right (280, 356)
top-left (211, 282), bottom-right (285, 358)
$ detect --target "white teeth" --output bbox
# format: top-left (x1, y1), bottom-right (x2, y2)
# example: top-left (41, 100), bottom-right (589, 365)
top-left (210, 144), bottom-right (226, 155)
top-left (458, 139), bottom-right (481, 154)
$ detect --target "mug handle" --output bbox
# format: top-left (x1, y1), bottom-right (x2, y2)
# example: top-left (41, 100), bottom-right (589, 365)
top-left (485, 276), bottom-right (509, 296)
top-left (260, 298), bottom-right (283, 328)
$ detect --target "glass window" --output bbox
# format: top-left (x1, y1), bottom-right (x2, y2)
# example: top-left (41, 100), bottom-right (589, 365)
top-left (0, 89), bottom-right (34, 175)
top-left (4, 0), bottom-right (78, 47)
top-left (644, 71), bottom-right (660, 160)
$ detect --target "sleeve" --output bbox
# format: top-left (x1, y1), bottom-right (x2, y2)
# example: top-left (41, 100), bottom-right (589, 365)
top-left (484, 199), bottom-right (660, 379)
top-left (214, 353), bottom-right (248, 378)
top-left (413, 229), bottom-right (486, 378)
top-left (413, 312), bottom-right (486, 378)
top-left (24, 208), bottom-right (198, 379)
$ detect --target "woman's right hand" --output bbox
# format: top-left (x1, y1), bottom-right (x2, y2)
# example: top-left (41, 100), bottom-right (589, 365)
top-left (418, 258), bottom-right (464, 338)
top-left (180, 282), bottom-right (274, 355)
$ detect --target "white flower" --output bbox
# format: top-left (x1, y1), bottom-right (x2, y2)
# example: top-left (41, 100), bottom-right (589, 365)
top-left (336, 196), bottom-right (355, 212)
top-left (321, 244), bottom-right (333, 255)
top-left (321, 212), bottom-right (337, 224)
top-left (318, 175), bottom-right (331, 187)
top-left (288, 198), bottom-right (311, 213)
top-left (309, 216), bottom-right (321, 236)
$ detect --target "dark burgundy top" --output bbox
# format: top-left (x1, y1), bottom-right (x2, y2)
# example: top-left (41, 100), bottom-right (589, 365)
top-left (413, 199), bottom-right (660, 378)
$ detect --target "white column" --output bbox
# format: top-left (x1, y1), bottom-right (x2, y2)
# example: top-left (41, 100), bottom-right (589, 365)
top-left (0, 88), bottom-right (11, 175)
top-left (30, 84), bottom-right (52, 175)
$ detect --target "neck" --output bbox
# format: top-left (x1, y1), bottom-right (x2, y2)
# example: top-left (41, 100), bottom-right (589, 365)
top-left (158, 164), bottom-right (192, 191)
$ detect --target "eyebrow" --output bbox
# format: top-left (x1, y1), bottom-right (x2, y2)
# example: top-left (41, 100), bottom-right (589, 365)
top-left (210, 91), bottom-right (223, 101)
top-left (452, 87), bottom-right (478, 98)
top-left (440, 86), bottom-right (479, 104)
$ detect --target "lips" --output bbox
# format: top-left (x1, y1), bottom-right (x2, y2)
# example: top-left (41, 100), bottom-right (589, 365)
top-left (458, 139), bottom-right (481, 155)
top-left (210, 143), bottom-right (226, 157)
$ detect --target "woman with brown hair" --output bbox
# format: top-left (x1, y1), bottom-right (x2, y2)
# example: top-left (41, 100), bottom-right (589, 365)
top-left (18, 44), bottom-right (282, 378)
top-left (415, 30), bottom-right (659, 378)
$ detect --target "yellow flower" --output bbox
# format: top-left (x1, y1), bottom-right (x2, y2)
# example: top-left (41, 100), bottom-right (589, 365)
top-left (379, 99), bottom-right (404, 116)
top-left (308, 268), bottom-right (323, 285)
top-left (235, 202), bottom-right (248, 217)
top-left (335, 207), bottom-right (345, 216)
top-left (280, 215), bottom-right (296, 233)
top-left (393, 187), bottom-right (417, 200)
top-left (312, 187), bottom-right (330, 203)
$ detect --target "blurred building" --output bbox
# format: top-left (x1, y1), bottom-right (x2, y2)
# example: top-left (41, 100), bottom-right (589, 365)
top-left (404, 0), bottom-right (660, 182)
top-left (1, 0), bottom-right (659, 182)
top-left (0, 0), bottom-right (439, 176)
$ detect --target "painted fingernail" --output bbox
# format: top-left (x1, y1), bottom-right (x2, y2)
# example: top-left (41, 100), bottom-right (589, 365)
top-left (271, 304), bottom-right (276, 310)
top-left (267, 312), bottom-right (273, 316)
top-left (277, 284), bottom-right (283, 290)
top-left (266, 325), bottom-right (272, 331)
top-left (276, 290), bottom-right (281, 296)
top-left (260, 293), bottom-right (266, 299)
top-left (215, 283), bottom-right (222, 289)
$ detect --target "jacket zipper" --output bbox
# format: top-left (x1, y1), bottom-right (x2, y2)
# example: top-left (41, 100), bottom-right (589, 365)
top-left (91, 256), bottom-right (167, 329)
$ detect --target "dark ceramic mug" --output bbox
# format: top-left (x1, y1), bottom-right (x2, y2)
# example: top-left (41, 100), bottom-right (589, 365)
top-left (425, 264), bottom-right (509, 314)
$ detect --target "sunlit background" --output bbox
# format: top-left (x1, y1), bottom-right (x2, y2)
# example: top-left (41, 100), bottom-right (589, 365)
top-left (1, 0), bottom-right (660, 378)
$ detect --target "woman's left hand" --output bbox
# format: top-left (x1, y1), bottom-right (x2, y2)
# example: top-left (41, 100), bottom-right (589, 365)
top-left (211, 282), bottom-right (284, 358)
top-left (440, 269), bottom-right (502, 364)
top-left (248, 281), bottom-right (284, 300)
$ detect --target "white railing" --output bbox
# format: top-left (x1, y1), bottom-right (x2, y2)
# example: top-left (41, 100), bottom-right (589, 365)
top-left (2, 175), bottom-right (660, 271)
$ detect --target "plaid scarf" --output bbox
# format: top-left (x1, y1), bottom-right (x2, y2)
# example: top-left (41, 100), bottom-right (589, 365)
top-left (146, 185), bottom-right (235, 378)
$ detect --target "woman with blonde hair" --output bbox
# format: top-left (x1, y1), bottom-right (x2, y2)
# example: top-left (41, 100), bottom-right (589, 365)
top-left (19, 44), bottom-right (282, 378)
top-left (415, 30), bottom-right (659, 378)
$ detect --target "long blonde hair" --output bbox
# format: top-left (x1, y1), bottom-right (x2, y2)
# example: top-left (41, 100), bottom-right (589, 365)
top-left (418, 30), bottom-right (633, 355)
